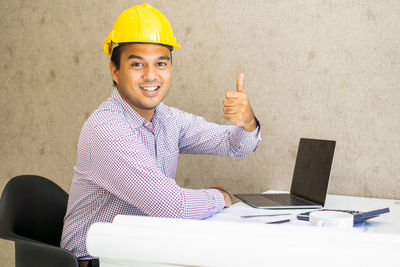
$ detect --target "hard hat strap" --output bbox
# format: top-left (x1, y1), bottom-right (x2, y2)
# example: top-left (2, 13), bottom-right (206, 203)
top-left (112, 42), bottom-right (173, 52)
top-left (110, 42), bottom-right (173, 65)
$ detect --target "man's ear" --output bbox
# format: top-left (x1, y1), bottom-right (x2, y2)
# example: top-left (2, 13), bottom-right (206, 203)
top-left (109, 61), bottom-right (119, 85)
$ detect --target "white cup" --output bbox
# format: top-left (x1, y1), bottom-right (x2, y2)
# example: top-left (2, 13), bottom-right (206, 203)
top-left (309, 210), bottom-right (354, 228)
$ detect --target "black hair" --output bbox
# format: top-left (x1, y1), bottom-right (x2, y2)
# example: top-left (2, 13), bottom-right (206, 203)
top-left (110, 43), bottom-right (173, 87)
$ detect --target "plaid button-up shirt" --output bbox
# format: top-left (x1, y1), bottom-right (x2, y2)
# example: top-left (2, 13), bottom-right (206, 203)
top-left (61, 89), bottom-right (261, 259)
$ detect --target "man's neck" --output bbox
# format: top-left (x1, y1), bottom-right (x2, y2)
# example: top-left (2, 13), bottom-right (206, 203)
top-left (117, 91), bottom-right (155, 122)
top-left (130, 105), bottom-right (154, 122)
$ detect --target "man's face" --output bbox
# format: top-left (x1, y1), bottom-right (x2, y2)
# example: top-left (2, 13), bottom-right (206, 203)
top-left (110, 43), bottom-right (172, 120)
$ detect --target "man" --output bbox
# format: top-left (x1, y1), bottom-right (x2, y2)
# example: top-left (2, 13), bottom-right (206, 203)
top-left (61, 3), bottom-right (261, 266)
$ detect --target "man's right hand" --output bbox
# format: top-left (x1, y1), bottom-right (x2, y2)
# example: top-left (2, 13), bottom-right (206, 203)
top-left (208, 184), bottom-right (232, 207)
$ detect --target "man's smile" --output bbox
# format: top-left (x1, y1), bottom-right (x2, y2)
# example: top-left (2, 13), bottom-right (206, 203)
top-left (140, 85), bottom-right (160, 92)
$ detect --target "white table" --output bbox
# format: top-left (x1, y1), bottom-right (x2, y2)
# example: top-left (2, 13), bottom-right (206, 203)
top-left (322, 193), bottom-right (400, 234)
top-left (211, 191), bottom-right (400, 234)
top-left (86, 193), bottom-right (400, 267)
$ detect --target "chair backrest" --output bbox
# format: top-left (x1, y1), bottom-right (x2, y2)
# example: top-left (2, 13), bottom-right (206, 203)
top-left (0, 175), bottom-right (78, 267)
top-left (0, 175), bottom-right (68, 246)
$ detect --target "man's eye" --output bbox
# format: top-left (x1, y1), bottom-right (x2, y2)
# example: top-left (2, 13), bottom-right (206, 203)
top-left (157, 62), bottom-right (167, 67)
top-left (131, 62), bottom-right (143, 67)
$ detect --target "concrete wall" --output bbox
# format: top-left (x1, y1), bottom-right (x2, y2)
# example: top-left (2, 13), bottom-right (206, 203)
top-left (1, 0), bottom-right (399, 264)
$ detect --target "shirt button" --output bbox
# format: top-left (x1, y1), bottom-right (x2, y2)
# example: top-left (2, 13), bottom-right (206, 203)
top-left (144, 122), bottom-right (153, 131)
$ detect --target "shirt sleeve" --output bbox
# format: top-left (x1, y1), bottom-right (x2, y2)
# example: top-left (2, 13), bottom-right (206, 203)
top-left (89, 116), bottom-right (225, 220)
top-left (173, 108), bottom-right (262, 157)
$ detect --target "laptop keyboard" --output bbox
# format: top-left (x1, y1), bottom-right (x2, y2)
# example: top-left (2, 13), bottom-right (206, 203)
top-left (264, 194), bottom-right (314, 206)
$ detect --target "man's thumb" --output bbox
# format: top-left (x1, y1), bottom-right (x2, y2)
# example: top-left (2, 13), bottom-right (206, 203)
top-left (236, 73), bottom-right (245, 92)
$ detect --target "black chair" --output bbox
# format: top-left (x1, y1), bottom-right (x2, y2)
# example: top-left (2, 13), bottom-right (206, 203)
top-left (0, 175), bottom-right (78, 267)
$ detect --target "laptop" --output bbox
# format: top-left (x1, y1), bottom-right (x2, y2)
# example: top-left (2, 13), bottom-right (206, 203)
top-left (234, 138), bottom-right (336, 209)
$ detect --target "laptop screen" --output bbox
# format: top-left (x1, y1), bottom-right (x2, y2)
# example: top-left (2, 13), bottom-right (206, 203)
top-left (290, 138), bottom-right (336, 205)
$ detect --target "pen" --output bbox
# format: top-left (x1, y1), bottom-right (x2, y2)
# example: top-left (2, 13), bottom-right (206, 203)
top-left (241, 213), bottom-right (291, 218)
top-left (265, 219), bottom-right (291, 224)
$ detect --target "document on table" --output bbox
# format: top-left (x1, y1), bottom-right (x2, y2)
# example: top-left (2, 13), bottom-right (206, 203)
top-left (205, 205), bottom-right (296, 224)
top-left (205, 204), bottom-right (374, 232)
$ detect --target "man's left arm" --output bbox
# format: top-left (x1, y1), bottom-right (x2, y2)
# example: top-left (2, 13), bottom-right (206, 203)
top-left (177, 73), bottom-right (261, 157)
top-left (223, 73), bottom-right (258, 132)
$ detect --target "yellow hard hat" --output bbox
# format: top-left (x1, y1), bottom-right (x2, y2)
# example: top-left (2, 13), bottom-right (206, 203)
top-left (104, 3), bottom-right (180, 56)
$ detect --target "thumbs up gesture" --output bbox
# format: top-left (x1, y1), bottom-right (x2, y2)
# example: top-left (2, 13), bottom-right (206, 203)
top-left (223, 73), bottom-right (257, 132)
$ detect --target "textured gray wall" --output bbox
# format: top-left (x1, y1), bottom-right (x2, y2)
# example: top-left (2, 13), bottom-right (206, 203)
top-left (1, 0), bottom-right (399, 264)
